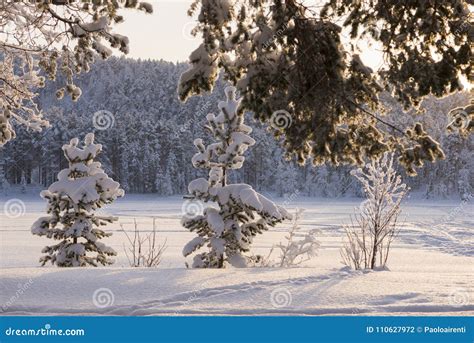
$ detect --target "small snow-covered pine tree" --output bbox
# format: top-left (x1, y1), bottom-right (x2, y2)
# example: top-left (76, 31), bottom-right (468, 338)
top-left (31, 133), bottom-right (124, 267)
top-left (182, 86), bottom-right (291, 268)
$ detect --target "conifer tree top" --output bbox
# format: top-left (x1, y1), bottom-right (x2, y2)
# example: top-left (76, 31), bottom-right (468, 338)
top-left (42, 133), bottom-right (124, 208)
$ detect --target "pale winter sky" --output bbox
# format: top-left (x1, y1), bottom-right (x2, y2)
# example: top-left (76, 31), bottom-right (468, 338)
top-left (117, 0), bottom-right (385, 69)
top-left (117, 0), bottom-right (201, 62)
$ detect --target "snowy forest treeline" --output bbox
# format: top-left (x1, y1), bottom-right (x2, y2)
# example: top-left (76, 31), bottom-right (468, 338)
top-left (1, 57), bottom-right (472, 199)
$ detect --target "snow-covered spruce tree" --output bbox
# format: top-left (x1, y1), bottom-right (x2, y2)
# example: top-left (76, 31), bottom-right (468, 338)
top-left (341, 153), bottom-right (408, 270)
top-left (31, 133), bottom-right (124, 267)
top-left (182, 86), bottom-right (291, 268)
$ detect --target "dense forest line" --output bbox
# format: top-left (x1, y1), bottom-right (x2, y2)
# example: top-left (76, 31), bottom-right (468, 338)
top-left (1, 57), bottom-right (472, 199)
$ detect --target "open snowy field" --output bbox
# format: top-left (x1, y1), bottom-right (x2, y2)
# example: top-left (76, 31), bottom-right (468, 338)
top-left (1, 193), bottom-right (473, 316)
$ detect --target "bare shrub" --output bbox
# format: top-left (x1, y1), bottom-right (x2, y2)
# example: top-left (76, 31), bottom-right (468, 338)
top-left (121, 218), bottom-right (167, 267)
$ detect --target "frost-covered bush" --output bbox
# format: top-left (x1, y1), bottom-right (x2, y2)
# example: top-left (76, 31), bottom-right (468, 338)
top-left (31, 133), bottom-right (124, 267)
top-left (182, 86), bottom-right (291, 268)
top-left (261, 209), bottom-right (320, 268)
top-left (341, 153), bottom-right (408, 270)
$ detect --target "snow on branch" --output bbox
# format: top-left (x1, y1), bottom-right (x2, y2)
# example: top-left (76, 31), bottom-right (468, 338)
top-left (341, 153), bottom-right (408, 270)
top-left (182, 86), bottom-right (291, 268)
top-left (0, 1), bottom-right (153, 147)
top-left (258, 209), bottom-right (320, 268)
top-left (31, 133), bottom-right (124, 267)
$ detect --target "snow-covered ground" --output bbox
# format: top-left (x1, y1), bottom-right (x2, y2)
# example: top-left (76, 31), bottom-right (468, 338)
top-left (0, 193), bottom-right (473, 315)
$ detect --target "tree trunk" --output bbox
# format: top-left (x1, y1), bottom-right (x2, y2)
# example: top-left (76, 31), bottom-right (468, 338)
top-left (371, 231), bottom-right (378, 269)
top-left (217, 164), bottom-right (226, 268)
